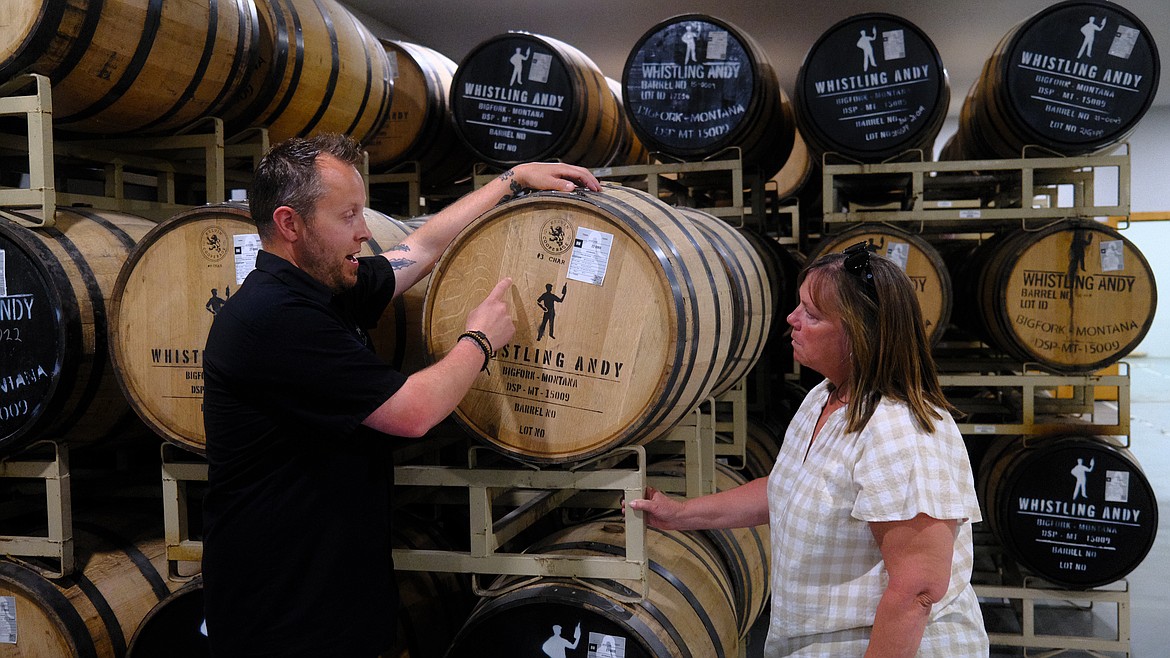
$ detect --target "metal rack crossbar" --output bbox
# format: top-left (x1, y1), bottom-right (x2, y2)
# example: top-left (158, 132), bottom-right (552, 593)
top-left (0, 440), bottom-right (73, 577)
top-left (392, 445), bottom-right (649, 597)
top-left (822, 150), bottom-right (1130, 228)
top-left (940, 366), bottom-right (1130, 439)
top-left (975, 580), bottom-right (1131, 656)
top-left (0, 74), bottom-right (55, 225)
top-left (160, 443), bottom-right (207, 579)
top-left (0, 73), bottom-right (272, 224)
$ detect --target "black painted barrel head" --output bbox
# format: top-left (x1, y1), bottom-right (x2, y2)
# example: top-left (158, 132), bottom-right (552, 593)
top-left (0, 223), bottom-right (72, 450)
top-left (622, 14), bottom-right (765, 158)
top-left (795, 12), bottom-right (949, 161)
top-left (450, 32), bottom-right (579, 166)
top-left (997, 436), bottom-right (1158, 588)
top-left (998, 0), bottom-right (1160, 154)
top-left (446, 584), bottom-right (656, 658)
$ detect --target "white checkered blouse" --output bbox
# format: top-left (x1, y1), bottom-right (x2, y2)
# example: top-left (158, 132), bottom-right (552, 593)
top-left (764, 380), bottom-right (989, 657)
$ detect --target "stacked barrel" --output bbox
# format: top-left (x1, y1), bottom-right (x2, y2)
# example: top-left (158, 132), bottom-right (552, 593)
top-left (941, 0), bottom-right (1160, 160)
top-left (797, 0), bottom-right (1161, 602)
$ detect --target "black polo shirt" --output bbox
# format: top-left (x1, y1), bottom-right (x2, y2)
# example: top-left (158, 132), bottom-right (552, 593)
top-left (202, 250), bottom-right (407, 657)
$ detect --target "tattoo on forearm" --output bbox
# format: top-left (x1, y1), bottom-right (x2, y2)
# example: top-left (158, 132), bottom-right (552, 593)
top-left (387, 257), bottom-right (417, 270)
top-left (497, 169), bottom-right (525, 204)
top-left (387, 243), bottom-right (411, 253)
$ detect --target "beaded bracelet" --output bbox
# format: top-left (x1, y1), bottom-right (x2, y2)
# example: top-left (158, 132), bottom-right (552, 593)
top-left (458, 330), bottom-right (494, 373)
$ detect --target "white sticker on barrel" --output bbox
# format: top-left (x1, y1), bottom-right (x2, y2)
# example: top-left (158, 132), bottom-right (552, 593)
top-left (587, 631), bottom-right (626, 658)
top-left (1100, 239), bottom-right (1124, 271)
top-left (882, 29), bottom-right (906, 61)
top-left (233, 234), bottom-right (261, 285)
top-left (0, 595), bottom-right (16, 643)
top-left (1109, 26), bottom-right (1140, 59)
top-left (1105, 470), bottom-right (1130, 503)
top-left (707, 31), bottom-right (729, 60)
top-left (528, 52), bottom-right (552, 84)
top-left (567, 227), bottom-right (613, 286)
top-left (0, 250), bottom-right (6, 297)
top-left (883, 241), bottom-right (909, 271)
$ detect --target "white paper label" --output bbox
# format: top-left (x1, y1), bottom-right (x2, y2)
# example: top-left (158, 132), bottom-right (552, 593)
top-left (1, 596), bottom-right (16, 644)
top-left (567, 227), bottom-right (614, 286)
top-left (388, 51), bottom-right (399, 80)
top-left (233, 234), bottom-right (261, 285)
top-left (882, 29), bottom-right (906, 61)
top-left (587, 631), bottom-right (626, 658)
top-left (1099, 240), bottom-right (1125, 272)
top-left (1105, 470), bottom-right (1130, 503)
top-left (0, 250), bottom-right (6, 297)
top-left (1108, 26), bottom-right (1139, 59)
top-left (706, 31), bottom-right (729, 60)
top-left (883, 241), bottom-right (909, 271)
top-left (528, 53), bottom-right (552, 83)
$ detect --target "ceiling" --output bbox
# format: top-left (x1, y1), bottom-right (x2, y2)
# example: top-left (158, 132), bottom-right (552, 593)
top-left (344, 0), bottom-right (1169, 115)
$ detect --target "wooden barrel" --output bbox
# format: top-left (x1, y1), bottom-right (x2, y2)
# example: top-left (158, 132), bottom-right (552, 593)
top-left (648, 459), bottom-right (770, 637)
top-left (621, 14), bottom-right (795, 179)
top-left (363, 40), bottom-right (476, 189)
top-left (125, 519), bottom-right (473, 658)
top-left (389, 521), bottom-right (477, 658)
top-left (125, 578), bottom-right (207, 658)
top-left (809, 225), bottom-right (952, 343)
top-left (949, 220), bottom-right (1155, 373)
top-left (739, 413), bottom-right (788, 481)
top-left (794, 12), bottom-right (950, 163)
top-left (107, 204), bottom-right (415, 455)
top-left (450, 31), bottom-right (622, 168)
top-left (221, 0), bottom-right (393, 144)
top-left (0, 512), bottom-right (185, 658)
top-left (978, 432), bottom-right (1158, 588)
top-left (940, 0), bottom-right (1161, 160)
top-left (0, 209), bottom-right (155, 455)
top-left (604, 76), bottom-right (652, 168)
top-left (674, 207), bottom-right (773, 397)
top-left (446, 519), bottom-right (741, 658)
top-left (423, 183), bottom-right (733, 464)
top-left (0, 0), bottom-right (257, 135)
top-left (771, 127), bottom-right (815, 202)
top-left (740, 228), bottom-right (801, 387)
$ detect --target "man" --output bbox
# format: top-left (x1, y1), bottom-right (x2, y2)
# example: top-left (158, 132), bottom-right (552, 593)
top-left (201, 133), bottom-right (599, 657)
top-left (536, 282), bottom-right (566, 341)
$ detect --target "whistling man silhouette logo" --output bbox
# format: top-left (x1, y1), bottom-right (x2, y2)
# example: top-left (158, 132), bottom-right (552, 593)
top-left (536, 283), bottom-right (567, 341)
top-left (509, 47), bottom-right (531, 86)
top-left (1071, 457), bottom-right (1095, 500)
top-left (541, 623), bottom-right (581, 658)
top-left (205, 286), bottom-right (230, 315)
top-left (681, 24), bottom-right (699, 65)
top-left (1077, 17), bottom-right (1106, 59)
top-left (857, 27), bottom-right (878, 71)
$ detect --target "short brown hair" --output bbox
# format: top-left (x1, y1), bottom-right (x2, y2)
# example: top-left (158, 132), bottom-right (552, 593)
top-left (249, 133), bottom-right (364, 240)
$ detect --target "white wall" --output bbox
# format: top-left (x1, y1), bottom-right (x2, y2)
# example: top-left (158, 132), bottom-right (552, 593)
top-left (1123, 105), bottom-right (1170, 357)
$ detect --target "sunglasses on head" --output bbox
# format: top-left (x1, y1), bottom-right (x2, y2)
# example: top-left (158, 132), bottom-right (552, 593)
top-left (843, 241), bottom-right (878, 303)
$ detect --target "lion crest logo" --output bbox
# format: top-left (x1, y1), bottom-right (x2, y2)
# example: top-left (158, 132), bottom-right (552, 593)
top-left (539, 217), bottom-right (573, 256)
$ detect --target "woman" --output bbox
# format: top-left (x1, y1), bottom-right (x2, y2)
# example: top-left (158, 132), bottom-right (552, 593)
top-left (630, 242), bottom-right (988, 656)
